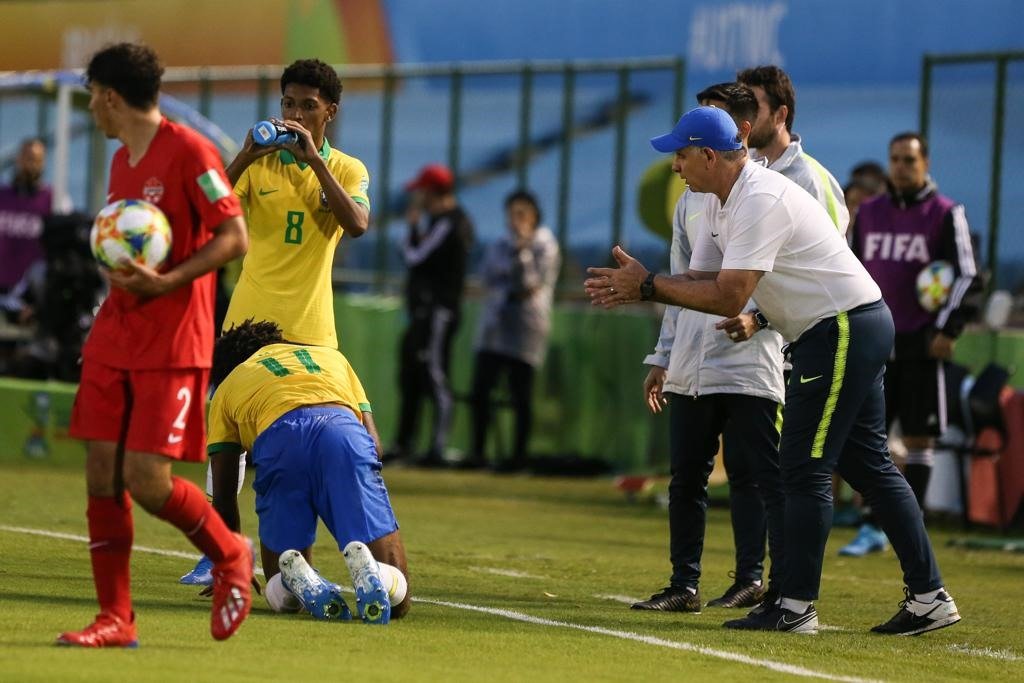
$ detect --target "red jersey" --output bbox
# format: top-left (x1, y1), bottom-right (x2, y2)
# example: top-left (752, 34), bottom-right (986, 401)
top-left (83, 118), bottom-right (242, 369)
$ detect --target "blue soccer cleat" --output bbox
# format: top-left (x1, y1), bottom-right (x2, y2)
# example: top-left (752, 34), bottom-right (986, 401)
top-left (839, 523), bottom-right (890, 557)
top-left (343, 541), bottom-right (391, 625)
top-left (278, 549), bottom-right (352, 621)
top-left (180, 554), bottom-right (214, 586)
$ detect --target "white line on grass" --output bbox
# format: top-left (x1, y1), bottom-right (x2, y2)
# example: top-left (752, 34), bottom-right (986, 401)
top-left (594, 593), bottom-right (642, 604)
top-left (948, 643), bottom-right (1023, 662)
top-left (419, 598), bottom-right (877, 682)
top-left (1, 525), bottom-right (869, 681)
top-left (0, 525), bottom-right (266, 576)
top-left (470, 566), bottom-right (547, 579)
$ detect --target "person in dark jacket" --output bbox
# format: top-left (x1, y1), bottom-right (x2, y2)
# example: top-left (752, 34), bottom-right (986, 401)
top-left (388, 164), bottom-right (474, 466)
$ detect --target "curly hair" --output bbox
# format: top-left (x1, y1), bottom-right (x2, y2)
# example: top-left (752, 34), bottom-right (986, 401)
top-left (86, 43), bottom-right (164, 109)
top-left (211, 319), bottom-right (285, 387)
top-left (281, 58), bottom-right (343, 104)
top-left (736, 65), bottom-right (796, 133)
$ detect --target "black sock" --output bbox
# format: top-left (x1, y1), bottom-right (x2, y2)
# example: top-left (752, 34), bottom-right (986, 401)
top-left (904, 463), bottom-right (932, 510)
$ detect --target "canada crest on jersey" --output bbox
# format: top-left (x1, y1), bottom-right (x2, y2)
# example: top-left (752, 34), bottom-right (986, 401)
top-left (142, 177), bottom-right (165, 204)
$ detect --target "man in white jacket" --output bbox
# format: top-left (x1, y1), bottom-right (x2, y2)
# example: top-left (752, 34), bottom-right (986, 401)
top-left (632, 83), bottom-right (786, 613)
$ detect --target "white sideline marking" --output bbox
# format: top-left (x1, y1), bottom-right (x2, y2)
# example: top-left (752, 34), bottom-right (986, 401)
top-left (470, 566), bottom-right (546, 579)
top-left (0, 525), bottom-right (266, 576)
top-left (417, 598), bottom-right (878, 683)
top-left (2, 524), bottom-right (872, 681)
top-left (948, 643), bottom-right (1023, 662)
top-left (594, 593), bottom-right (642, 604)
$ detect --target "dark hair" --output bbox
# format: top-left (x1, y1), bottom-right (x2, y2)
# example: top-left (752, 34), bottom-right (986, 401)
top-left (695, 82), bottom-right (759, 129)
top-left (211, 318), bottom-right (284, 387)
top-left (736, 65), bottom-right (796, 132)
top-left (889, 132), bottom-right (929, 158)
top-left (504, 188), bottom-right (542, 225)
top-left (281, 59), bottom-right (343, 104)
top-left (86, 43), bottom-right (163, 109)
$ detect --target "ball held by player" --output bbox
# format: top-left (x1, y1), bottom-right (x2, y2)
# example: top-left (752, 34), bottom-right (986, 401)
top-left (89, 198), bottom-right (172, 270)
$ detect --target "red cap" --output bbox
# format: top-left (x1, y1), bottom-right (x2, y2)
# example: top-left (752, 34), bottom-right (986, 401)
top-left (405, 163), bottom-right (454, 193)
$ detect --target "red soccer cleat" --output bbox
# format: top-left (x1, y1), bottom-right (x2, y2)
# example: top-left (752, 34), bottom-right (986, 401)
top-left (210, 534), bottom-right (254, 641)
top-left (56, 612), bottom-right (139, 648)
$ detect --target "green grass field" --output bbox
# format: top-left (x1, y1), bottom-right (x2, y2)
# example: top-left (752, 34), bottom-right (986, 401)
top-left (1, 462), bottom-right (1022, 682)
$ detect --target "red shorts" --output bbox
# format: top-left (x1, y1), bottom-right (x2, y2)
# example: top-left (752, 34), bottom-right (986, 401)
top-left (70, 361), bottom-right (209, 462)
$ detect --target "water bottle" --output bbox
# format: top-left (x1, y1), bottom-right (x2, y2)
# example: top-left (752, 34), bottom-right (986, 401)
top-left (252, 120), bottom-right (298, 146)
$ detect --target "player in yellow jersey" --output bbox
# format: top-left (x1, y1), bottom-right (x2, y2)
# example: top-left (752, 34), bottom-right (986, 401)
top-left (207, 319), bottom-right (410, 624)
top-left (223, 58), bottom-right (369, 347)
top-left (182, 60), bottom-right (370, 585)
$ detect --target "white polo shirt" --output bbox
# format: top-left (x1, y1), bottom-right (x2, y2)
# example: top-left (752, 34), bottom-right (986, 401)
top-left (689, 161), bottom-right (881, 342)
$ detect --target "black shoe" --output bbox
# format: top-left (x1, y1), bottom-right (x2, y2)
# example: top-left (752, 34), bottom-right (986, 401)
top-left (870, 587), bottom-right (961, 636)
top-left (748, 586), bottom-right (780, 616)
top-left (415, 450), bottom-right (447, 468)
top-left (380, 448), bottom-right (408, 464)
top-left (630, 586), bottom-right (701, 613)
top-left (452, 457), bottom-right (487, 470)
top-left (491, 458), bottom-right (528, 474)
top-left (723, 602), bottom-right (818, 633)
top-left (706, 573), bottom-right (766, 608)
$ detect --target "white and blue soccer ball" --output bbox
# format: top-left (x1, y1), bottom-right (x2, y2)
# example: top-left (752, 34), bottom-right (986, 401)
top-left (915, 260), bottom-right (954, 312)
top-left (90, 198), bottom-right (172, 270)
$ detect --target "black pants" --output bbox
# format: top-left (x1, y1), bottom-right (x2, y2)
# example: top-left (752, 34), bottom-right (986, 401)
top-left (395, 304), bottom-right (459, 455)
top-left (666, 392), bottom-right (784, 591)
top-left (780, 300), bottom-right (942, 600)
top-left (469, 350), bottom-right (535, 463)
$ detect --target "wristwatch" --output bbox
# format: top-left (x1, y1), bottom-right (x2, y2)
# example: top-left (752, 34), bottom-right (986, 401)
top-left (639, 272), bottom-right (657, 301)
top-left (752, 309), bottom-right (770, 330)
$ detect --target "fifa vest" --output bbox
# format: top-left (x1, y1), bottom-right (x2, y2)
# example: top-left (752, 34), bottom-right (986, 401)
top-left (855, 191), bottom-right (956, 333)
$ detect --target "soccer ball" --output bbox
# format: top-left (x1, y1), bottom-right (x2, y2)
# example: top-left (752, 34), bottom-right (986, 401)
top-left (915, 260), bottom-right (954, 312)
top-left (90, 199), bottom-right (172, 270)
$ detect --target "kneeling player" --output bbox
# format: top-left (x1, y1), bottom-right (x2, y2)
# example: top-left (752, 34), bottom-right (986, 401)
top-left (206, 319), bottom-right (410, 623)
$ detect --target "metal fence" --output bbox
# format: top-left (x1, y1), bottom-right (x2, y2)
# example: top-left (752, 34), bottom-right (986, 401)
top-left (1, 57), bottom-right (685, 291)
top-left (919, 50), bottom-right (1024, 292)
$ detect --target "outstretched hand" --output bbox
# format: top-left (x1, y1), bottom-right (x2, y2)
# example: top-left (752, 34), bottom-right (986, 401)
top-left (584, 245), bottom-right (649, 309)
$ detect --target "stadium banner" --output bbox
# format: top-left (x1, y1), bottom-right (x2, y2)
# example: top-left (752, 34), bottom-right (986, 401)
top-left (0, 377), bottom-right (81, 466)
top-left (0, 0), bottom-right (393, 70)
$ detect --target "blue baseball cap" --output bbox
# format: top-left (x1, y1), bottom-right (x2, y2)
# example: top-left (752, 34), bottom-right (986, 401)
top-left (650, 106), bottom-right (743, 153)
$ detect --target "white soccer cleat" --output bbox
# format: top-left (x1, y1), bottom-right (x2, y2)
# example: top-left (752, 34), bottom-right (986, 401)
top-left (343, 541), bottom-right (391, 625)
top-left (278, 549), bottom-right (352, 621)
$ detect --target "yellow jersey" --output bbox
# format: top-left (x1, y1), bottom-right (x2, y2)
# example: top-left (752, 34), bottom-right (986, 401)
top-left (207, 343), bottom-right (371, 455)
top-left (224, 140), bottom-right (370, 347)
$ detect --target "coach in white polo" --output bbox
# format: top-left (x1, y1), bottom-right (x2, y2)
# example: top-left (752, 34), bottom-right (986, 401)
top-left (585, 106), bottom-right (960, 636)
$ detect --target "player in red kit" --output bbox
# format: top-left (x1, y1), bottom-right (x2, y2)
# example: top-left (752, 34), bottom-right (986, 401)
top-left (58, 43), bottom-right (253, 648)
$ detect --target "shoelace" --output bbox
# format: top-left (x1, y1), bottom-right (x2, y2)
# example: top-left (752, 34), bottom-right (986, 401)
top-left (897, 586), bottom-right (912, 610)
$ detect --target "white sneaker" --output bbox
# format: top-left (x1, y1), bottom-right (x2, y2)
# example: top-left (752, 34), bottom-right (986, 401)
top-left (343, 541), bottom-right (391, 625)
top-left (278, 549), bottom-right (351, 621)
top-left (871, 588), bottom-right (961, 635)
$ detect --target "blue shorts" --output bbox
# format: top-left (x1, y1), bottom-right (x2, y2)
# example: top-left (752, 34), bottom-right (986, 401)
top-left (251, 405), bottom-right (399, 553)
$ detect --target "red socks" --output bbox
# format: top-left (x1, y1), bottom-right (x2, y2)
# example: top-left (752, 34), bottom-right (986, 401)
top-left (156, 476), bottom-right (239, 563)
top-left (87, 494), bottom-right (134, 623)
top-left (86, 478), bottom-right (238, 623)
